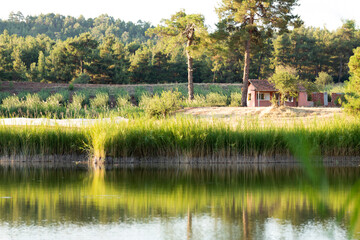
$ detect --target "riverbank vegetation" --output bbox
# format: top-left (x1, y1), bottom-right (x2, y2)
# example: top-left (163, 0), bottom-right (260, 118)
top-left (0, 116), bottom-right (358, 159)
top-left (0, 86), bottom-right (243, 118)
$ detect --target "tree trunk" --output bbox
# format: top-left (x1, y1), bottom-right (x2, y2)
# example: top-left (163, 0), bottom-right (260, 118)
top-left (241, 15), bottom-right (254, 107)
top-left (241, 38), bottom-right (252, 107)
top-left (80, 60), bottom-right (84, 74)
top-left (187, 40), bottom-right (194, 101)
top-left (257, 54), bottom-right (263, 79)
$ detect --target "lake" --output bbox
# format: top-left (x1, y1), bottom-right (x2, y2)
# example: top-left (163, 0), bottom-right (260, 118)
top-left (0, 163), bottom-right (359, 240)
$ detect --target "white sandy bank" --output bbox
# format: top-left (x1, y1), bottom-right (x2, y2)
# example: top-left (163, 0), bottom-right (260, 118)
top-left (0, 117), bottom-right (128, 127)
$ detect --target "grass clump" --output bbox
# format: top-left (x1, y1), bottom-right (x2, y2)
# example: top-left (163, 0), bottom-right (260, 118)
top-left (2, 96), bottom-right (21, 110)
top-left (116, 94), bottom-right (132, 108)
top-left (24, 93), bottom-right (42, 110)
top-left (205, 92), bottom-right (228, 106)
top-left (45, 93), bottom-right (63, 110)
top-left (90, 92), bottom-right (109, 110)
top-left (69, 93), bottom-right (85, 111)
top-left (140, 90), bottom-right (182, 118)
top-left (230, 92), bottom-right (242, 107)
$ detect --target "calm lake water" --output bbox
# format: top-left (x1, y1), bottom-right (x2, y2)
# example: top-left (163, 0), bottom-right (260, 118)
top-left (0, 164), bottom-right (359, 240)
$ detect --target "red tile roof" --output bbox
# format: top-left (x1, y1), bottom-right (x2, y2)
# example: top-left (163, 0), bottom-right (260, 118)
top-left (248, 79), bottom-right (306, 92)
top-left (249, 79), bottom-right (277, 91)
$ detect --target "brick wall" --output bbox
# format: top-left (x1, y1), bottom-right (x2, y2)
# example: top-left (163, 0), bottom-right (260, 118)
top-left (311, 93), bottom-right (324, 106)
top-left (329, 93), bottom-right (345, 107)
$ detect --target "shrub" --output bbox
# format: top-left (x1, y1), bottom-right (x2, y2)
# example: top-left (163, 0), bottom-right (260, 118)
top-left (229, 92), bottom-right (242, 107)
top-left (140, 90), bottom-right (182, 118)
top-left (182, 94), bottom-right (207, 107)
top-left (117, 95), bottom-right (132, 108)
top-left (206, 92), bottom-right (228, 106)
top-left (172, 85), bottom-right (188, 98)
top-left (46, 93), bottom-right (63, 109)
top-left (0, 92), bottom-right (10, 104)
top-left (70, 93), bottom-right (85, 111)
top-left (24, 94), bottom-right (42, 109)
top-left (90, 92), bottom-right (109, 110)
top-left (58, 90), bottom-right (70, 102)
top-left (72, 73), bottom-right (91, 84)
top-left (315, 72), bottom-right (334, 89)
top-left (68, 83), bottom-right (74, 91)
top-left (2, 96), bottom-right (21, 110)
top-left (37, 90), bottom-right (51, 100)
top-left (134, 86), bottom-right (147, 102)
top-left (345, 47), bottom-right (360, 114)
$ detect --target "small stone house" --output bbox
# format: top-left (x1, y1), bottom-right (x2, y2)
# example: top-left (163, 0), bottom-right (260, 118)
top-left (247, 79), bottom-right (311, 107)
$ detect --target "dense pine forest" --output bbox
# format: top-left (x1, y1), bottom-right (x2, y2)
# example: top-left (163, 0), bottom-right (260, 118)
top-left (0, 11), bottom-right (359, 84)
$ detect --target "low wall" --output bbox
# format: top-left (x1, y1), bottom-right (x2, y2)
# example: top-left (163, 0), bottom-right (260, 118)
top-left (329, 93), bottom-right (345, 107)
top-left (312, 93), bottom-right (324, 106)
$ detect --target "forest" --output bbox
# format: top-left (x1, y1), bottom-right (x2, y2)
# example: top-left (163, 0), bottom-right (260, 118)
top-left (0, 11), bottom-right (359, 85)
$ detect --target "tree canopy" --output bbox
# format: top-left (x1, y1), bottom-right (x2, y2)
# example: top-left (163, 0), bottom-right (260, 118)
top-left (147, 10), bottom-right (208, 100)
top-left (216, 0), bottom-right (300, 106)
top-left (0, 11), bottom-right (358, 88)
top-left (345, 47), bottom-right (360, 113)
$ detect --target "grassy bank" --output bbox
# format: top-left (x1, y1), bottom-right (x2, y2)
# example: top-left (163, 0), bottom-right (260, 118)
top-left (0, 116), bottom-right (359, 159)
top-left (0, 85), bottom-right (243, 119)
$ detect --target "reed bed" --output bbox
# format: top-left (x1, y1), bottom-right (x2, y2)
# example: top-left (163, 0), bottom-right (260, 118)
top-left (0, 125), bottom-right (86, 156)
top-left (0, 116), bottom-right (358, 159)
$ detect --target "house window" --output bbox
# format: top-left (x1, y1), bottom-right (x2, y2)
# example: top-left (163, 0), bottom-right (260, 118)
top-left (258, 93), bottom-right (270, 100)
top-left (264, 93), bottom-right (270, 100)
top-left (286, 96), bottom-right (294, 102)
top-left (248, 93), bottom-right (251, 101)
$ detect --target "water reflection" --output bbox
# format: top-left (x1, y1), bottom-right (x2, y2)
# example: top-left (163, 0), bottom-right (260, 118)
top-left (0, 165), bottom-right (358, 239)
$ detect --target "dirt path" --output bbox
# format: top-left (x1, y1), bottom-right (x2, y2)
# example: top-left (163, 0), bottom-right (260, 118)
top-left (177, 107), bottom-right (343, 121)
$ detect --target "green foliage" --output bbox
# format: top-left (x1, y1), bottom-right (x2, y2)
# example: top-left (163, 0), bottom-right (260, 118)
top-left (37, 89), bottom-right (51, 100)
top-left (344, 47), bottom-right (360, 114)
top-left (205, 92), bottom-right (228, 106)
top-left (90, 92), bottom-right (109, 110)
top-left (24, 93), bottom-right (42, 109)
top-left (116, 95), bottom-right (131, 108)
top-left (315, 72), bottom-right (334, 89)
top-left (229, 92), bottom-right (242, 107)
top-left (139, 90), bottom-right (182, 118)
top-left (72, 73), bottom-right (91, 84)
top-left (46, 93), bottom-right (63, 109)
top-left (68, 83), bottom-right (74, 91)
top-left (0, 92), bottom-right (10, 104)
top-left (269, 66), bottom-right (299, 106)
top-left (300, 80), bottom-right (318, 94)
top-left (2, 95), bottom-right (21, 110)
top-left (58, 90), bottom-right (70, 102)
top-left (134, 86), bottom-right (147, 102)
top-left (183, 94), bottom-right (207, 107)
top-left (70, 93), bottom-right (85, 111)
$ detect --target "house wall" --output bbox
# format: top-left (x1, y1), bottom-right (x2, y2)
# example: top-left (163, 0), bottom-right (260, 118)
top-left (311, 93), bottom-right (324, 106)
top-left (247, 84), bottom-right (257, 107)
top-left (285, 100), bottom-right (297, 107)
top-left (248, 89), bottom-right (275, 107)
top-left (329, 93), bottom-right (345, 107)
top-left (298, 92), bottom-right (312, 107)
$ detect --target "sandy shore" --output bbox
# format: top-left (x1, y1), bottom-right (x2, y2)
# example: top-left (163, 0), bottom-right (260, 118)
top-left (0, 117), bottom-right (128, 127)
